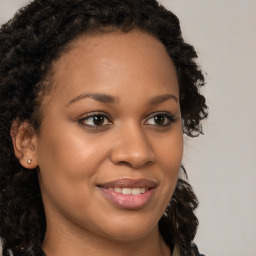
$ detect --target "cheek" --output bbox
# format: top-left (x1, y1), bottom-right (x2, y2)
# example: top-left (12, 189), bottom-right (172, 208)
top-left (157, 128), bottom-right (183, 168)
top-left (156, 128), bottom-right (183, 193)
top-left (37, 121), bottom-right (102, 174)
top-left (36, 125), bottom-right (100, 205)
top-left (36, 131), bottom-right (104, 227)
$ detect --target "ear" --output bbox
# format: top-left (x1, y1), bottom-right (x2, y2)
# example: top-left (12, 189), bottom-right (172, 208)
top-left (10, 121), bottom-right (38, 169)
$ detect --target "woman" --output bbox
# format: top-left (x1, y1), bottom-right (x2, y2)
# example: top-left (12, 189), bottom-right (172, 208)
top-left (0, 0), bottom-right (207, 255)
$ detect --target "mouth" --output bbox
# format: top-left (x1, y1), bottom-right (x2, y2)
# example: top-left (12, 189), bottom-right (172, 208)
top-left (106, 187), bottom-right (148, 195)
top-left (97, 178), bottom-right (157, 209)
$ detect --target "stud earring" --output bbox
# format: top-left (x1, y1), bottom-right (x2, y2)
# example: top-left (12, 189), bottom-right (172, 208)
top-left (27, 159), bottom-right (32, 164)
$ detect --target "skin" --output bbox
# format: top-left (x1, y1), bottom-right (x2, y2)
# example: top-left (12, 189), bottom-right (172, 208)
top-left (13, 30), bottom-right (183, 256)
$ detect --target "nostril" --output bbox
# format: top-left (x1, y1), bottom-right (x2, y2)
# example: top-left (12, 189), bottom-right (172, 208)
top-left (114, 158), bottom-right (153, 169)
top-left (109, 132), bottom-right (155, 168)
top-left (117, 161), bottom-right (133, 167)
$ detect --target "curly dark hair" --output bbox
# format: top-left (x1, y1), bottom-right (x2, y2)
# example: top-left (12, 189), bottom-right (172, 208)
top-left (0, 0), bottom-right (208, 255)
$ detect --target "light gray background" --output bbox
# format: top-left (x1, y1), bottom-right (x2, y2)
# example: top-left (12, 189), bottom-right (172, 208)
top-left (0, 1), bottom-right (255, 256)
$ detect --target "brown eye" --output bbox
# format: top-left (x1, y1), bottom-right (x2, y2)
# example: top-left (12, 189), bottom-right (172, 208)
top-left (92, 115), bottom-right (105, 126)
top-left (153, 115), bottom-right (165, 125)
top-left (80, 113), bottom-right (112, 127)
top-left (145, 112), bottom-right (176, 126)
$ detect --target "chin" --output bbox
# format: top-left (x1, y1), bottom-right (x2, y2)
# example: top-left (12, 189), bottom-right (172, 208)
top-left (97, 213), bottom-right (160, 242)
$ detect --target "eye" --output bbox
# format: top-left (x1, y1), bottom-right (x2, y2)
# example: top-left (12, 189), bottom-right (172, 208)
top-left (145, 112), bottom-right (177, 126)
top-left (79, 113), bottom-right (112, 127)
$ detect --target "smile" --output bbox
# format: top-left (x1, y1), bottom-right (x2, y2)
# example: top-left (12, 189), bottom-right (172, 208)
top-left (107, 187), bottom-right (147, 195)
top-left (98, 178), bottom-right (157, 209)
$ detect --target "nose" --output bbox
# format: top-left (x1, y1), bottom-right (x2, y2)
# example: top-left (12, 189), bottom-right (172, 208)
top-left (109, 124), bottom-right (155, 169)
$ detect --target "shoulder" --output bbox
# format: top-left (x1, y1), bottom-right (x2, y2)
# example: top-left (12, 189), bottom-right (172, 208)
top-left (191, 243), bottom-right (206, 256)
top-left (172, 243), bottom-right (205, 256)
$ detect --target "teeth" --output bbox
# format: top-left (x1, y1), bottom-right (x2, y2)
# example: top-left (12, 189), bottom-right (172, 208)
top-left (114, 187), bottom-right (122, 193)
top-left (122, 188), bottom-right (132, 195)
top-left (111, 187), bottom-right (147, 195)
top-left (131, 188), bottom-right (141, 195)
top-left (140, 188), bottom-right (146, 193)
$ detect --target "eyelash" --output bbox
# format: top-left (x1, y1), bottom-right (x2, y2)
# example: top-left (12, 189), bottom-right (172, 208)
top-left (79, 112), bottom-right (112, 128)
top-left (145, 111), bottom-right (177, 127)
top-left (78, 111), bottom-right (177, 128)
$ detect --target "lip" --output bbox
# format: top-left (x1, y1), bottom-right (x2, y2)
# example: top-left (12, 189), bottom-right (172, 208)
top-left (98, 178), bottom-right (158, 188)
top-left (97, 178), bottom-right (157, 209)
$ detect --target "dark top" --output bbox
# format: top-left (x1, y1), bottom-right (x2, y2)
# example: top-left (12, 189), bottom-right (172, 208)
top-left (41, 243), bottom-right (205, 256)
top-left (192, 244), bottom-right (205, 256)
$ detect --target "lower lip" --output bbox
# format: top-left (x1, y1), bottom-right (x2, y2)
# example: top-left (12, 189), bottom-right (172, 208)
top-left (98, 187), bottom-right (156, 209)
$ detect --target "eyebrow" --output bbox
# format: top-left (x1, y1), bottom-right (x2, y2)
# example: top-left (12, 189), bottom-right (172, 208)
top-left (66, 92), bottom-right (119, 106)
top-left (66, 92), bottom-right (177, 107)
top-left (148, 94), bottom-right (178, 105)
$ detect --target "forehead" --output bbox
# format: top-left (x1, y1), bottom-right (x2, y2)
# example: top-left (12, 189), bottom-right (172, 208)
top-left (43, 30), bottom-right (178, 106)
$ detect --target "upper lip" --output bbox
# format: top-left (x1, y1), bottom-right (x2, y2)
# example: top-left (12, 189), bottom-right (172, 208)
top-left (98, 178), bottom-right (158, 189)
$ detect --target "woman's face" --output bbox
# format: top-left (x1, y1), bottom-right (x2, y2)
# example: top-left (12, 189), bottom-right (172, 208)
top-left (35, 30), bottom-right (183, 242)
